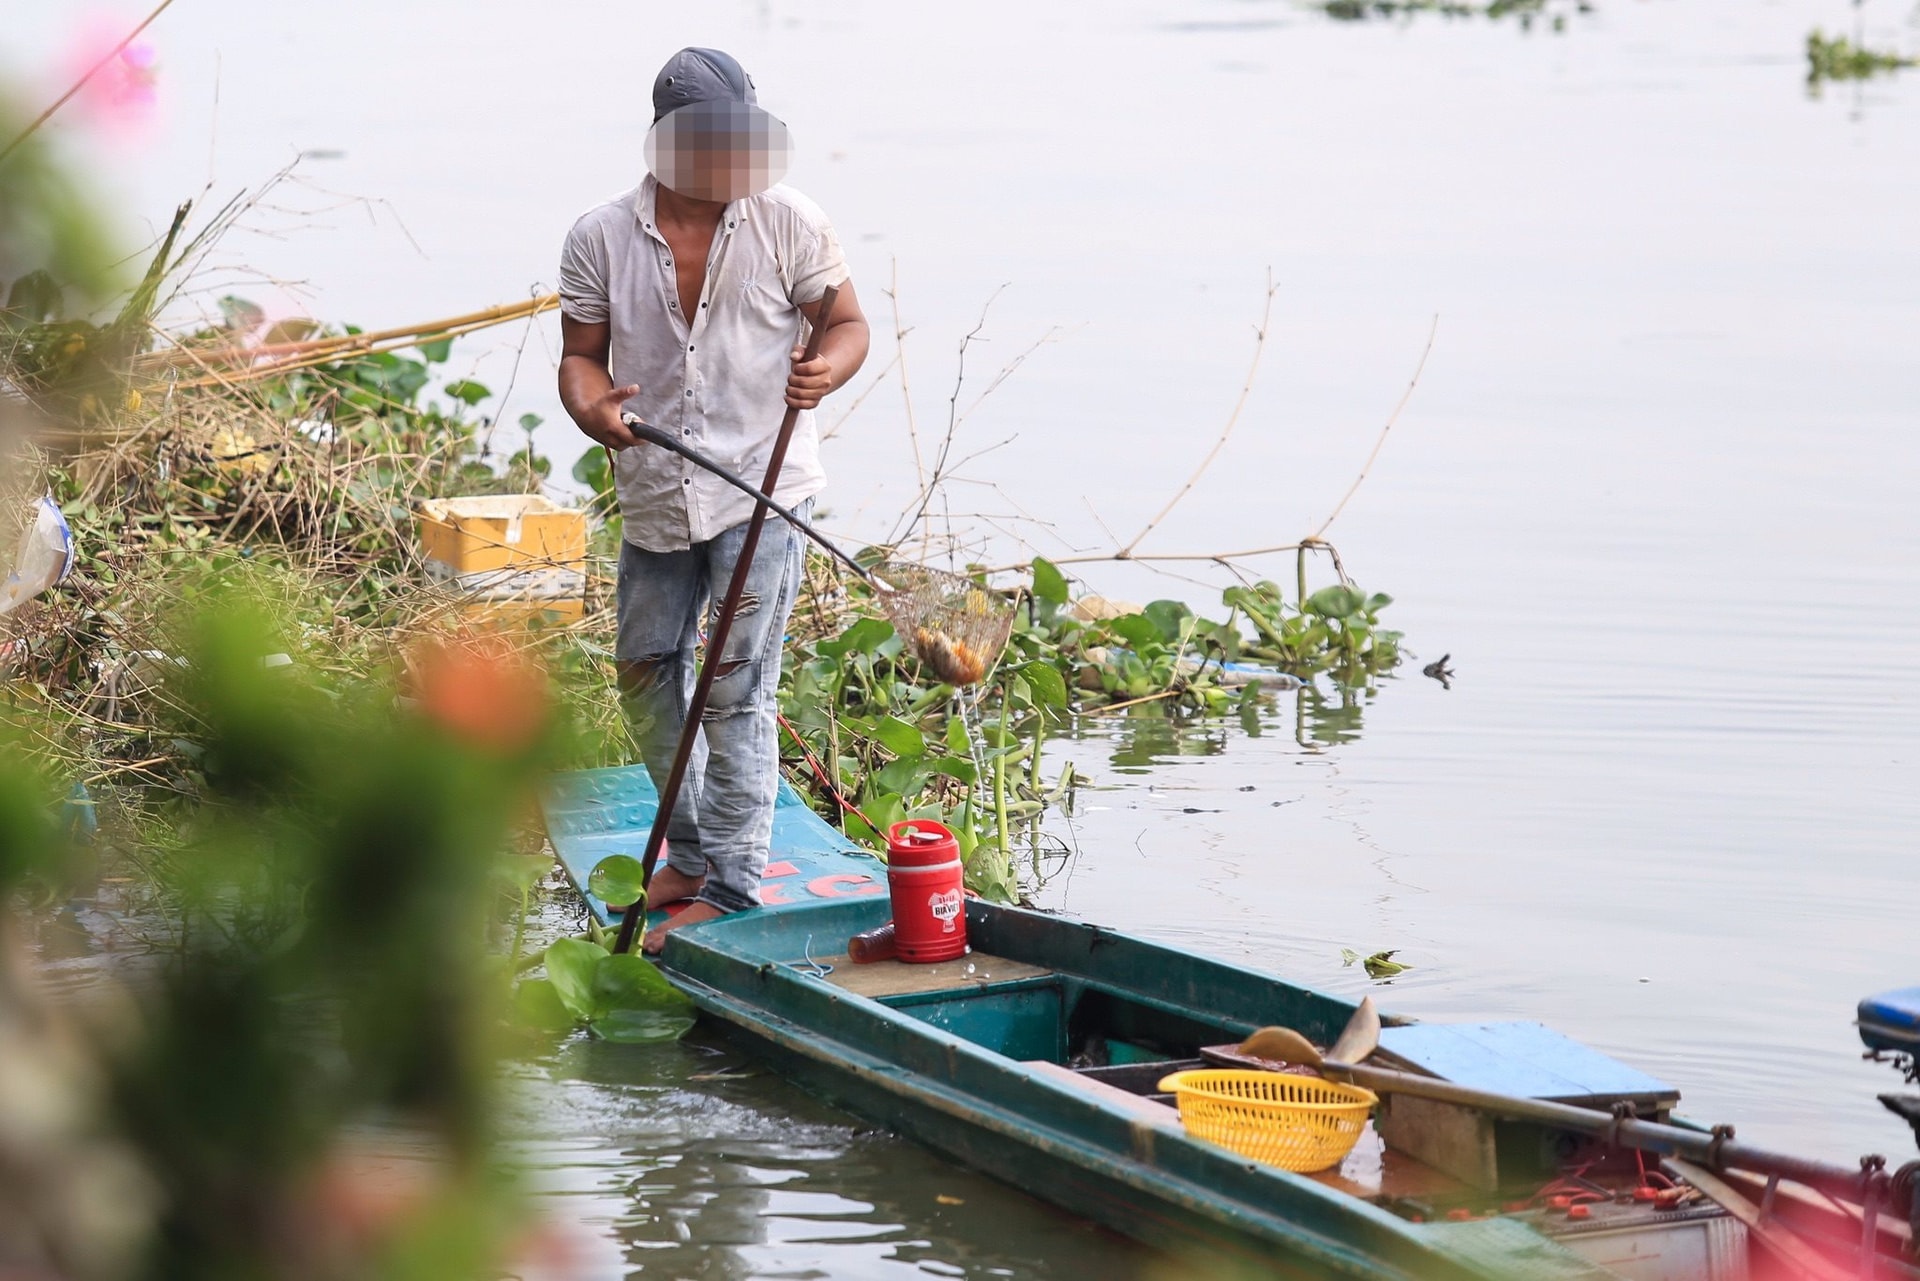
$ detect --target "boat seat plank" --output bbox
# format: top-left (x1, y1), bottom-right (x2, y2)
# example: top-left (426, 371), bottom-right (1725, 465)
top-left (819, 950), bottom-right (1052, 998)
top-left (1023, 1059), bottom-right (1182, 1124)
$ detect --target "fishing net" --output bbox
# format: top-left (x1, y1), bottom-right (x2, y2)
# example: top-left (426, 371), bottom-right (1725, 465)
top-left (873, 563), bottom-right (1018, 689)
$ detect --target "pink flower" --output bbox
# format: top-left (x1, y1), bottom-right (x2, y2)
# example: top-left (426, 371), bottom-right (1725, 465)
top-left (63, 16), bottom-right (159, 138)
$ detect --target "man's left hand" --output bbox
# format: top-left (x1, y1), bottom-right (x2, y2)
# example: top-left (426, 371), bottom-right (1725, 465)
top-left (785, 347), bottom-right (833, 410)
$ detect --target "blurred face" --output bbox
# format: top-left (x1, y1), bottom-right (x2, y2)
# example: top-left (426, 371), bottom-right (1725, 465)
top-left (645, 101), bottom-right (792, 203)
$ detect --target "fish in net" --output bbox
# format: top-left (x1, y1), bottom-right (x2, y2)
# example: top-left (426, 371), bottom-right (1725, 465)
top-left (873, 564), bottom-right (1018, 688)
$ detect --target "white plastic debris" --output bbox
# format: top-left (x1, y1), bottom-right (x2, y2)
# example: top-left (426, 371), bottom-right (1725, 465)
top-left (0, 496), bottom-right (76, 618)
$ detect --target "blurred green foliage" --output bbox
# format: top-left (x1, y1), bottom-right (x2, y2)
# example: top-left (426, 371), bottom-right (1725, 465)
top-left (0, 103), bottom-right (119, 319)
top-left (1806, 29), bottom-right (1916, 85)
top-left (2, 590), bottom-right (562, 1278)
top-left (1318, 0), bottom-right (1590, 28)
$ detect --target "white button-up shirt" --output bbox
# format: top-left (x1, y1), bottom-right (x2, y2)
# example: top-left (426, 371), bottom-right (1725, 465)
top-left (558, 174), bottom-right (848, 551)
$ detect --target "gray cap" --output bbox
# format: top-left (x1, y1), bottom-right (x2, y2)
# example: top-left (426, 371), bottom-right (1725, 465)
top-left (652, 47), bottom-right (757, 123)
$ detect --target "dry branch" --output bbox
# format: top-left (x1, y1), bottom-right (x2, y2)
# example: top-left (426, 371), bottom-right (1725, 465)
top-left (1118, 271), bottom-right (1279, 557)
top-left (1311, 315), bottom-right (1437, 540)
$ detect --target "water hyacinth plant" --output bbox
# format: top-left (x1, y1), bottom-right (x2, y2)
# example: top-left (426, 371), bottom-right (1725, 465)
top-left (767, 552), bottom-right (1401, 900)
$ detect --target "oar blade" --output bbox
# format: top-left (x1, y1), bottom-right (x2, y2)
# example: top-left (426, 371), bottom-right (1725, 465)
top-left (1328, 996), bottom-right (1381, 1066)
top-left (1237, 1026), bottom-right (1323, 1067)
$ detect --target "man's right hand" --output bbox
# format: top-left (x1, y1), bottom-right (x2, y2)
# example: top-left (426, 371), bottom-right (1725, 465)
top-left (578, 383), bottom-right (642, 450)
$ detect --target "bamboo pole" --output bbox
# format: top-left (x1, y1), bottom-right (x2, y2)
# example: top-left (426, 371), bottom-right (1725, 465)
top-left (138, 295), bottom-right (560, 387)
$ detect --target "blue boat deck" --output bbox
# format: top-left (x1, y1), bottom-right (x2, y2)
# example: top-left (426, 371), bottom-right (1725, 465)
top-left (541, 765), bottom-right (888, 930)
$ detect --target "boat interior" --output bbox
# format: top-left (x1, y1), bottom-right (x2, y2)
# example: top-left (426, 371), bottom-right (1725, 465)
top-left (701, 899), bottom-right (1917, 1281)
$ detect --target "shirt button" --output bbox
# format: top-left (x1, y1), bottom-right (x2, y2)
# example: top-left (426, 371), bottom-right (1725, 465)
top-left (688, 345), bottom-right (695, 352)
top-left (668, 301), bottom-right (677, 310)
top-left (684, 389), bottom-right (693, 396)
top-left (683, 478), bottom-right (691, 486)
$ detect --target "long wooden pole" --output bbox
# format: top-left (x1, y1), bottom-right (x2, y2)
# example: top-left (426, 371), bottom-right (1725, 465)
top-left (1209, 1039), bottom-right (1891, 1209)
top-left (1323, 1057), bottom-right (1886, 1209)
top-left (613, 284), bottom-right (839, 956)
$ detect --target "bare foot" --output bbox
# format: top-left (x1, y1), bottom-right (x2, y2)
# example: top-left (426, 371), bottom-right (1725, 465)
top-left (631, 864), bottom-right (704, 910)
top-left (643, 900), bottom-right (726, 955)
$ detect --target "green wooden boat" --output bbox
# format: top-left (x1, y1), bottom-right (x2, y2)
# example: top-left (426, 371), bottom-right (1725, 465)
top-left (544, 766), bottom-right (1917, 1280)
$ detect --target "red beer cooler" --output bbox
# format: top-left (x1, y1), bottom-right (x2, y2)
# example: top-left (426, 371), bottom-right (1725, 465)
top-left (884, 819), bottom-right (968, 963)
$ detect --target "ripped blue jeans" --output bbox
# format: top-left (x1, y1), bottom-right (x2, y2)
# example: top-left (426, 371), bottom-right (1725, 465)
top-left (615, 501), bottom-right (807, 915)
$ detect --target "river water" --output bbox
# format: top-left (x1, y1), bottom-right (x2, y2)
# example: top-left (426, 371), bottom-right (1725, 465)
top-left (8, 0), bottom-right (1920, 1275)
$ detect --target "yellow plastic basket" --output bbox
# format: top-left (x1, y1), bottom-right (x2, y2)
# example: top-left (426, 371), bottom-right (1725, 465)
top-left (1158, 1069), bottom-right (1378, 1173)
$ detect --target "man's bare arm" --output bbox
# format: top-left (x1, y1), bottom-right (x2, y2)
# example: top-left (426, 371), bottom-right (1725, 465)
top-left (786, 280), bottom-right (871, 411)
top-left (559, 315), bottom-right (641, 449)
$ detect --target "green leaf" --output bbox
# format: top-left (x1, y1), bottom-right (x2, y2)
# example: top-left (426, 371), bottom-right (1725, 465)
top-left (572, 448), bottom-right (609, 487)
top-left (1015, 660), bottom-right (1068, 709)
top-left (927, 755), bottom-right (977, 784)
top-left (870, 714), bottom-right (926, 759)
top-left (1106, 614), bottom-right (1161, 652)
top-left (519, 411), bottom-right (544, 431)
top-left (818, 616), bottom-right (894, 659)
top-left (873, 756), bottom-right (930, 795)
top-left (846, 792), bottom-right (908, 847)
top-left (588, 854), bottom-right (647, 908)
top-left (1305, 584), bottom-right (1366, 619)
top-left (512, 978), bottom-right (576, 1033)
top-left (1363, 592), bottom-right (1393, 613)
top-left (1143, 600), bottom-right (1193, 644)
top-left (416, 335), bottom-right (453, 363)
top-left (1363, 950), bottom-right (1411, 980)
top-left (544, 937), bottom-right (607, 1019)
top-left (946, 716), bottom-right (973, 756)
top-left (591, 951), bottom-right (694, 1016)
top-left (444, 378), bottom-right (491, 406)
top-left (1222, 583), bottom-right (1279, 616)
top-left (1030, 557), bottom-right (1069, 606)
top-left (591, 1008), bottom-right (697, 1043)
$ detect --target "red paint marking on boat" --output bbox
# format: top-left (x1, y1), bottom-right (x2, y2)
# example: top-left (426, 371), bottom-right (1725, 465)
top-left (808, 873), bottom-right (883, 899)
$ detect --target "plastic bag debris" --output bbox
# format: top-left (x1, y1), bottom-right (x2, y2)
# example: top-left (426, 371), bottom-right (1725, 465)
top-left (0, 496), bottom-right (76, 618)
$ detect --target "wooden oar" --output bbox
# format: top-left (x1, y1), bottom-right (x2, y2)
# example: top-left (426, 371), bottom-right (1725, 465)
top-left (1239, 996), bottom-right (1379, 1070)
top-left (1326, 996), bottom-right (1381, 1065)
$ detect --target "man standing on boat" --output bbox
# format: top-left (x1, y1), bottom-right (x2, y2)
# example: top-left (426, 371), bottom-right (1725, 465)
top-left (557, 47), bottom-right (869, 953)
